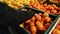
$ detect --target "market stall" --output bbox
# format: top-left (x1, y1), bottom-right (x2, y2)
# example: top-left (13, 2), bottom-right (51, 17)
top-left (0, 0), bottom-right (60, 34)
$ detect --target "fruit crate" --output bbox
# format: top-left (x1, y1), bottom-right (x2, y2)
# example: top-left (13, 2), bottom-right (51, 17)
top-left (25, 0), bottom-right (60, 16)
top-left (38, 0), bottom-right (60, 7)
top-left (43, 0), bottom-right (60, 7)
top-left (43, 0), bottom-right (60, 16)
top-left (48, 16), bottom-right (60, 34)
top-left (24, 6), bottom-right (57, 16)
top-left (19, 7), bottom-right (59, 34)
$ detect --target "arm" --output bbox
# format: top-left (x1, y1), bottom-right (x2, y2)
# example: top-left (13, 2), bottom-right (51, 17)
top-left (0, 2), bottom-right (35, 27)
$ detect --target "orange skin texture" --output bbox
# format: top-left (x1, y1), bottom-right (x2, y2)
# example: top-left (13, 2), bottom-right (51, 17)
top-left (51, 10), bottom-right (57, 14)
top-left (35, 14), bottom-right (41, 21)
top-left (30, 26), bottom-right (37, 34)
top-left (36, 21), bottom-right (46, 31)
top-left (41, 17), bottom-right (45, 22)
top-left (31, 33), bottom-right (36, 34)
top-left (44, 17), bottom-right (51, 22)
top-left (46, 6), bottom-right (50, 10)
top-left (29, 21), bottom-right (35, 26)
top-left (52, 29), bottom-right (60, 34)
top-left (50, 6), bottom-right (55, 10)
top-left (31, 16), bottom-right (35, 22)
top-left (56, 25), bottom-right (60, 30)
top-left (43, 12), bottom-right (49, 17)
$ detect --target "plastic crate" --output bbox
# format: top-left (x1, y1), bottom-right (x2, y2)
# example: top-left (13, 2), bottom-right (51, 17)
top-left (19, 7), bottom-right (59, 34)
top-left (48, 16), bottom-right (60, 34)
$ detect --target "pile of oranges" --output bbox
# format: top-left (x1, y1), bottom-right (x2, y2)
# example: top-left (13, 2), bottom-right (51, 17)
top-left (20, 12), bottom-right (53, 34)
top-left (28, 1), bottom-right (60, 15)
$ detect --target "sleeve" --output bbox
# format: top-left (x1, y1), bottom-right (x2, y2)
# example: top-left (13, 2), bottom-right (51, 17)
top-left (0, 2), bottom-right (35, 27)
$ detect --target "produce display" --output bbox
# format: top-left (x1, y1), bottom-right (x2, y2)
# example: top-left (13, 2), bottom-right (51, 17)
top-left (2, 0), bottom-right (38, 9)
top-left (3, 0), bottom-right (30, 9)
top-left (28, 1), bottom-right (60, 15)
top-left (20, 11), bottom-right (54, 34)
top-left (1, 0), bottom-right (60, 34)
top-left (52, 19), bottom-right (60, 34)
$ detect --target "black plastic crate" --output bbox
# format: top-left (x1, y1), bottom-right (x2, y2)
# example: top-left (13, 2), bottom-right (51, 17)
top-left (17, 7), bottom-right (59, 34)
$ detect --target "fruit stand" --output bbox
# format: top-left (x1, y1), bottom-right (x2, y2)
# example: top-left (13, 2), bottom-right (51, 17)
top-left (0, 0), bottom-right (60, 34)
